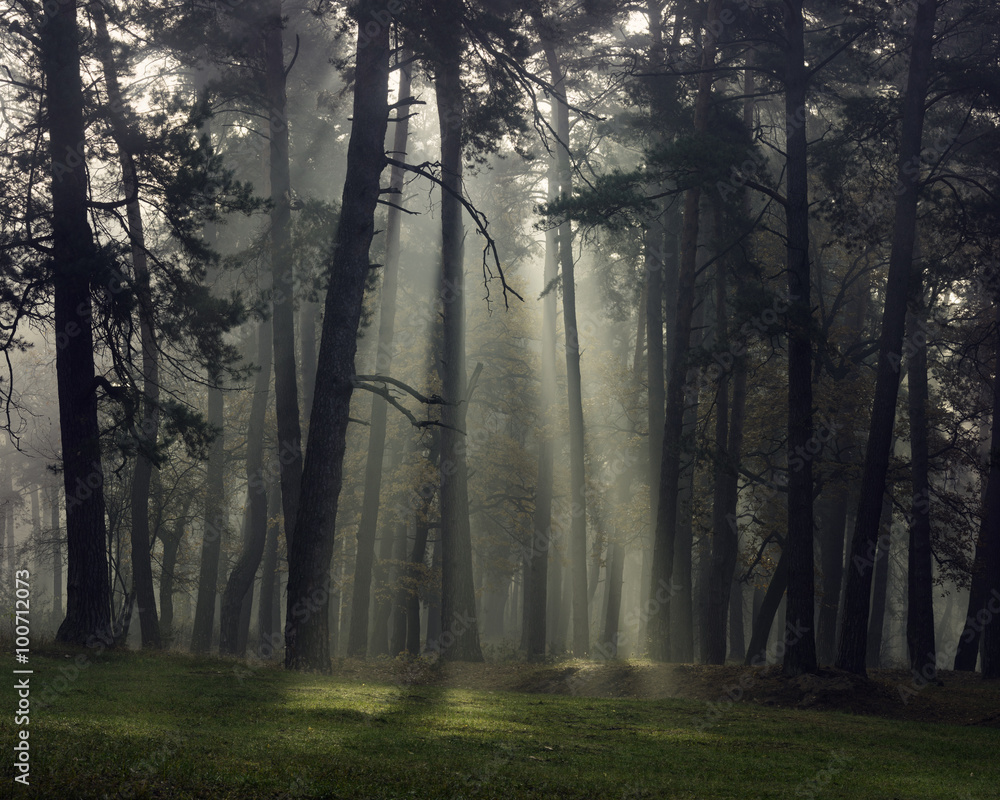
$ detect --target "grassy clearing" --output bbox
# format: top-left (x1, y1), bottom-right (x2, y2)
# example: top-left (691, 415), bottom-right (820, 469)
top-left (1, 648), bottom-right (997, 799)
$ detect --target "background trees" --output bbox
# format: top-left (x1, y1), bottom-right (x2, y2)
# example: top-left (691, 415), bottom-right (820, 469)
top-left (2, 0), bottom-right (999, 685)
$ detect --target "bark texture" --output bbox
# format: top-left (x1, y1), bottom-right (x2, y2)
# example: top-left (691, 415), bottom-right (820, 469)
top-left (434, 4), bottom-right (483, 661)
top-left (265, 1), bottom-right (304, 552)
top-left (782, 0), bottom-right (818, 677)
top-left (44, 1), bottom-right (114, 646)
top-left (347, 57), bottom-right (411, 657)
top-left (220, 320), bottom-right (273, 655)
top-left (649, 0), bottom-right (721, 661)
top-left (838, 0), bottom-right (938, 676)
top-left (284, 7), bottom-right (389, 670)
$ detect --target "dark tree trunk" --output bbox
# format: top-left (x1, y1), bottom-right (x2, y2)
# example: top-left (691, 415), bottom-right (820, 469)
top-left (406, 517), bottom-right (430, 656)
top-left (837, 0), bottom-right (938, 676)
top-left (649, 0), bottom-right (721, 661)
top-left (434, 8), bottom-right (483, 662)
top-left (643, 0), bottom-right (668, 659)
top-left (724, 50), bottom-right (754, 666)
top-left (956, 548), bottom-right (988, 669)
top-left (91, 0), bottom-right (161, 649)
top-left (816, 486), bottom-right (848, 665)
top-left (744, 548), bottom-right (788, 666)
top-left (265, 2), bottom-right (304, 553)
top-left (347, 57), bottom-right (412, 657)
top-left (257, 484), bottom-right (281, 657)
top-left (43, 0), bottom-right (113, 647)
top-left (190, 382), bottom-right (225, 654)
top-left (50, 488), bottom-right (63, 624)
top-left (601, 539), bottom-right (625, 658)
top-left (782, 0), bottom-right (817, 677)
top-left (536, 29), bottom-right (590, 657)
top-left (300, 300), bottom-right (320, 420)
top-left (284, 8), bottom-right (389, 671)
top-left (979, 306), bottom-right (1000, 678)
top-left (729, 575), bottom-right (745, 662)
top-left (30, 487), bottom-right (41, 591)
top-left (369, 521), bottom-right (398, 657)
top-left (220, 320), bottom-right (273, 655)
top-left (521, 164), bottom-right (558, 661)
top-left (906, 304), bottom-right (936, 681)
top-left (706, 208), bottom-right (745, 664)
top-left (328, 536), bottom-right (343, 656)
top-left (674, 263), bottom-right (707, 663)
top-left (426, 534), bottom-right (443, 652)
top-left (866, 498), bottom-right (893, 670)
top-left (484, 571), bottom-right (511, 642)
top-left (390, 523), bottom-right (410, 656)
top-left (159, 501), bottom-right (189, 643)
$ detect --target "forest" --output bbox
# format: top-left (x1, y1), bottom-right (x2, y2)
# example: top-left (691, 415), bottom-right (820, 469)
top-left (1, 0), bottom-right (1000, 796)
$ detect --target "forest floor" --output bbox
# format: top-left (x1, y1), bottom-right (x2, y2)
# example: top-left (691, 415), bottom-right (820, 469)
top-left (3, 646), bottom-right (998, 799)
top-left (336, 656), bottom-right (1000, 728)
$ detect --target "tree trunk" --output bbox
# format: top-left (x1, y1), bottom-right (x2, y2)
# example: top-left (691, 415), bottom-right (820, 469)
top-left (426, 534), bottom-right (443, 652)
top-left (43, 0), bottom-right (113, 647)
top-left (601, 476), bottom-right (629, 660)
top-left (369, 521), bottom-right (398, 657)
top-left (979, 305), bottom-right (1000, 677)
top-left (347, 56), bottom-right (412, 657)
top-left (30, 487), bottom-right (41, 593)
top-left (649, 0), bottom-right (721, 661)
top-left (643, 0), bottom-right (668, 661)
top-left (265, 2), bottom-right (304, 553)
top-left (673, 259), bottom-right (707, 663)
top-left (729, 574), bottom-right (745, 662)
top-left (521, 163), bottom-right (558, 660)
top-left (91, 0), bottom-right (161, 649)
top-left (866, 497), bottom-right (893, 670)
top-left (159, 500), bottom-right (189, 643)
top-left (300, 300), bottom-right (320, 421)
top-left (329, 536), bottom-right (343, 656)
top-left (705, 205), bottom-right (744, 664)
top-left (744, 548), bottom-right (788, 666)
top-left (390, 522), bottom-right (410, 656)
top-left (433, 8), bottom-right (483, 663)
top-left (219, 319), bottom-right (273, 655)
top-left (534, 29), bottom-right (590, 657)
top-left (837, 0), bottom-right (938, 676)
top-left (284, 8), bottom-right (389, 671)
top-left (816, 485), bottom-right (848, 664)
top-left (782, 0), bottom-right (817, 677)
top-left (190, 382), bottom-right (226, 654)
top-left (50, 487), bottom-right (63, 624)
top-left (906, 304), bottom-right (936, 681)
top-left (257, 483), bottom-right (282, 656)
top-left (406, 517), bottom-right (430, 656)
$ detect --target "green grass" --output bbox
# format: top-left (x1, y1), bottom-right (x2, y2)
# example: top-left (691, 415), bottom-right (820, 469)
top-left (1, 649), bottom-right (996, 799)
